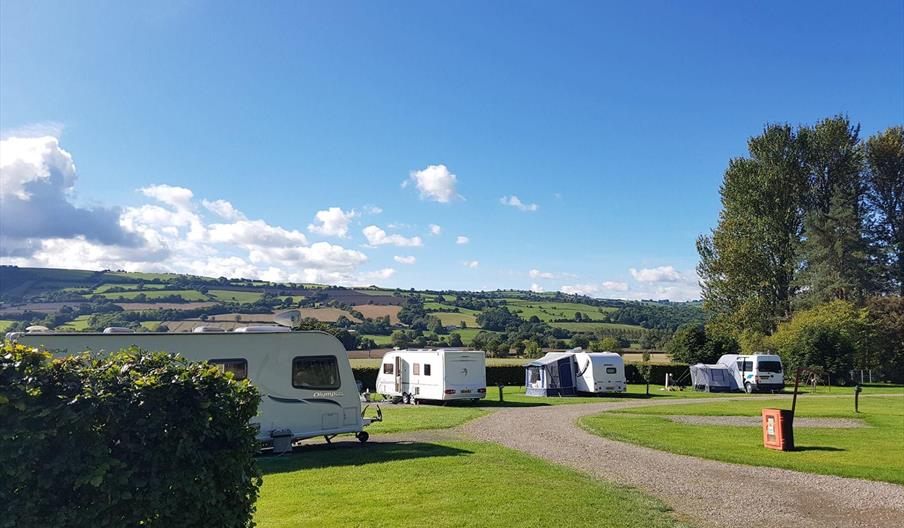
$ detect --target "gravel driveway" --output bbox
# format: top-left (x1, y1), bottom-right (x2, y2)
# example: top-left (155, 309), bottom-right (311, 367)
top-left (460, 398), bottom-right (904, 528)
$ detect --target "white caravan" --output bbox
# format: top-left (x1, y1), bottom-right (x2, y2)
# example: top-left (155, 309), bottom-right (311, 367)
top-left (572, 349), bottom-right (627, 394)
top-left (10, 327), bottom-right (379, 445)
top-left (376, 349), bottom-right (487, 403)
top-left (718, 353), bottom-right (785, 393)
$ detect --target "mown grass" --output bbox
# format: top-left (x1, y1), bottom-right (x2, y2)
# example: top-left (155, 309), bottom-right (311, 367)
top-left (255, 441), bottom-right (689, 528)
top-left (362, 403), bottom-right (487, 434)
top-left (581, 394), bottom-right (904, 484)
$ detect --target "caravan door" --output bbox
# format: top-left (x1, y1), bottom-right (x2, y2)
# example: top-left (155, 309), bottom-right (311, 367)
top-left (394, 355), bottom-right (402, 393)
top-left (558, 359), bottom-right (574, 390)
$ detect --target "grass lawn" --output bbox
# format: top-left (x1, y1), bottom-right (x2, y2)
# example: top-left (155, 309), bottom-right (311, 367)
top-left (206, 289), bottom-right (264, 303)
top-left (479, 384), bottom-right (774, 406)
top-left (255, 441), bottom-right (688, 528)
top-left (363, 403), bottom-right (487, 434)
top-left (581, 394), bottom-right (904, 484)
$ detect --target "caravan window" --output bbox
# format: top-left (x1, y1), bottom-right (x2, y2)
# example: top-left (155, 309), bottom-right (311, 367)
top-left (605, 367), bottom-right (617, 374)
top-left (210, 359), bottom-right (248, 381)
top-left (424, 364), bottom-right (432, 376)
top-left (292, 356), bottom-right (340, 390)
top-left (383, 363), bottom-right (394, 375)
top-left (413, 363), bottom-right (420, 375)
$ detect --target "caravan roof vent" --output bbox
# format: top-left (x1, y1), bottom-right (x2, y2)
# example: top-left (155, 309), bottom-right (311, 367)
top-left (25, 325), bottom-right (51, 333)
top-left (192, 326), bottom-right (226, 333)
top-left (103, 327), bottom-right (134, 334)
top-left (233, 325), bottom-right (291, 333)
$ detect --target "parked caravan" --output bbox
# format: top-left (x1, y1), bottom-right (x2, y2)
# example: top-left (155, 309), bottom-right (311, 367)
top-left (524, 352), bottom-right (577, 397)
top-left (572, 349), bottom-right (627, 394)
top-left (376, 349), bottom-right (487, 403)
top-left (718, 354), bottom-right (784, 393)
top-left (10, 327), bottom-right (379, 445)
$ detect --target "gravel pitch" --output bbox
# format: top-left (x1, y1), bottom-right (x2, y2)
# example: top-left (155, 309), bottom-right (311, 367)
top-left (664, 415), bottom-right (868, 428)
top-left (460, 399), bottom-right (904, 528)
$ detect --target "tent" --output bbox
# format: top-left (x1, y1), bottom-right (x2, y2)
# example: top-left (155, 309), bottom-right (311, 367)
top-left (689, 363), bottom-right (741, 392)
top-left (524, 353), bottom-right (577, 397)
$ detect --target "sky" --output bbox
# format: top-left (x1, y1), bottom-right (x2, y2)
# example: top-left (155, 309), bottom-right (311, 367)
top-left (1, 1), bottom-right (902, 301)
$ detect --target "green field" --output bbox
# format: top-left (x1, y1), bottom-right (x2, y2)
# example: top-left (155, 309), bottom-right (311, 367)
top-left (105, 271), bottom-right (185, 281)
top-left (364, 404), bottom-right (487, 434)
top-left (96, 289), bottom-right (210, 301)
top-left (206, 289), bottom-right (264, 303)
top-left (432, 311), bottom-right (479, 327)
top-left (56, 314), bottom-right (92, 331)
top-left (255, 441), bottom-right (688, 528)
top-left (504, 299), bottom-right (617, 322)
top-left (0, 320), bottom-right (16, 332)
top-left (94, 283), bottom-right (168, 293)
top-left (550, 321), bottom-right (646, 333)
top-left (359, 334), bottom-right (393, 346)
top-left (581, 394), bottom-right (904, 484)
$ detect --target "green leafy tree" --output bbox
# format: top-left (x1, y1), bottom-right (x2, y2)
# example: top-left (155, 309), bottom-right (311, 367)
top-left (524, 340), bottom-right (543, 358)
top-left (666, 324), bottom-right (711, 364)
top-left (448, 333), bottom-right (464, 347)
top-left (864, 126), bottom-right (904, 295)
top-left (865, 296), bottom-right (904, 383)
top-left (697, 124), bottom-right (808, 343)
top-left (594, 336), bottom-right (623, 352)
top-left (569, 334), bottom-right (590, 349)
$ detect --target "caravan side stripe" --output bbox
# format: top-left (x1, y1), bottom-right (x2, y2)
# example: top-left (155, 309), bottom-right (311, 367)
top-left (266, 395), bottom-right (343, 407)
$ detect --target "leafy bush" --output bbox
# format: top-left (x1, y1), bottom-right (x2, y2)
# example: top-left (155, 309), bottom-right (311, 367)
top-left (0, 343), bottom-right (262, 528)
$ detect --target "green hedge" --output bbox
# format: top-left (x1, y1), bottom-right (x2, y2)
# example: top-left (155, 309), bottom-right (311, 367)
top-left (0, 343), bottom-right (262, 528)
top-left (353, 363), bottom-right (690, 390)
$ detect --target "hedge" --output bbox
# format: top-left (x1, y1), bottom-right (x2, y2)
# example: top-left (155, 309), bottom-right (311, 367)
top-left (353, 363), bottom-right (690, 391)
top-left (0, 343), bottom-right (262, 528)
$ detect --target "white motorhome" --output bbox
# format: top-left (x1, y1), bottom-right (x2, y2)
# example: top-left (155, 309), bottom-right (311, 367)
top-left (572, 349), bottom-right (627, 394)
top-left (10, 326), bottom-right (379, 445)
top-left (718, 353), bottom-right (784, 393)
top-left (376, 349), bottom-right (487, 403)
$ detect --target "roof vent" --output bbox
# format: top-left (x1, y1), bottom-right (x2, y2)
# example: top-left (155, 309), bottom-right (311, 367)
top-left (233, 325), bottom-right (290, 333)
top-left (25, 325), bottom-right (51, 333)
top-left (192, 326), bottom-right (226, 333)
top-left (103, 327), bottom-right (134, 334)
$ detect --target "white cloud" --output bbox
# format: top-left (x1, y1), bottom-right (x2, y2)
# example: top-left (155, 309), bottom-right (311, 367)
top-left (140, 184), bottom-right (194, 212)
top-left (362, 225), bottom-right (423, 247)
top-left (601, 281), bottom-right (629, 291)
top-left (202, 199), bottom-right (246, 221)
top-left (529, 268), bottom-right (554, 279)
top-left (308, 207), bottom-right (358, 238)
top-left (530, 283), bottom-right (545, 293)
top-left (394, 255), bottom-right (416, 265)
top-left (429, 224), bottom-right (442, 236)
top-left (500, 195), bottom-right (538, 212)
top-left (464, 260), bottom-right (479, 269)
top-left (406, 164), bottom-right (461, 203)
top-left (629, 266), bottom-right (683, 283)
top-left (362, 205), bottom-right (383, 215)
top-left (209, 219), bottom-right (308, 247)
top-left (456, 235), bottom-right (470, 245)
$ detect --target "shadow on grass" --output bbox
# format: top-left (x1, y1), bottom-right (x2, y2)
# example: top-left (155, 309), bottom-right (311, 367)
top-left (793, 446), bottom-right (846, 452)
top-left (257, 441), bottom-right (473, 475)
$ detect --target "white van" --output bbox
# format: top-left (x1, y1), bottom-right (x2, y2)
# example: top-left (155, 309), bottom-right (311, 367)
top-left (718, 353), bottom-right (784, 393)
top-left (376, 349), bottom-right (487, 403)
top-left (11, 327), bottom-right (380, 445)
top-left (572, 349), bottom-right (627, 394)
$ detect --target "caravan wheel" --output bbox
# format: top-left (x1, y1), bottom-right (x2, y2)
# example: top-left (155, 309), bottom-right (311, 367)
top-left (356, 431), bottom-right (369, 443)
top-left (402, 393), bottom-right (412, 405)
top-left (744, 382), bottom-right (753, 394)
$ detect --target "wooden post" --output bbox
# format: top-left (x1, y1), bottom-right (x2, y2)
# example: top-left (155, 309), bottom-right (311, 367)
top-left (791, 366), bottom-right (801, 417)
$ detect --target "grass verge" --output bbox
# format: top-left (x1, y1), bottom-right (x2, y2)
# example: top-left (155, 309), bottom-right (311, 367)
top-left (580, 394), bottom-right (904, 484)
top-left (255, 441), bottom-right (690, 528)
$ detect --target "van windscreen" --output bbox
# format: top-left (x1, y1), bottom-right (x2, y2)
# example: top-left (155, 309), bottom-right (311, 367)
top-left (757, 360), bottom-right (783, 373)
top-left (293, 356), bottom-right (341, 390)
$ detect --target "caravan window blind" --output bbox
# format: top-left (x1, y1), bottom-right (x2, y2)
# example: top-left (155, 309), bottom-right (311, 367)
top-left (210, 359), bottom-right (248, 381)
top-left (292, 356), bottom-right (341, 390)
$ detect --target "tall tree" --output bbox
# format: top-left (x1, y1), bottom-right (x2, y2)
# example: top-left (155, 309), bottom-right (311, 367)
top-left (697, 124), bottom-right (808, 349)
top-left (864, 126), bottom-right (904, 295)
top-left (796, 116), bottom-right (874, 305)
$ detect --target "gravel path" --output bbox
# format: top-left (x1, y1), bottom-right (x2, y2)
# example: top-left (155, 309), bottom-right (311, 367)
top-left (460, 399), bottom-right (904, 528)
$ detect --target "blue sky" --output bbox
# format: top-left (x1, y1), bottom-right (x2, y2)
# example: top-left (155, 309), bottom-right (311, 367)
top-left (1, 1), bottom-right (902, 299)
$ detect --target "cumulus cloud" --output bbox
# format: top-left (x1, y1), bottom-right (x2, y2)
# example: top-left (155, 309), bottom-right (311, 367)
top-left (0, 136), bottom-right (393, 286)
top-left (630, 265), bottom-right (683, 283)
top-left (394, 255), bottom-right (416, 265)
top-left (456, 235), bottom-right (470, 245)
top-left (530, 283), bottom-right (545, 293)
top-left (405, 164), bottom-right (461, 203)
top-left (429, 224), bottom-right (442, 236)
top-left (464, 260), bottom-right (479, 269)
top-left (500, 195), bottom-right (538, 212)
top-left (362, 225), bottom-right (423, 247)
top-left (202, 199), bottom-right (246, 221)
top-left (0, 136), bottom-right (137, 248)
top-left (308, 207), bottom-right (357, 238)
top-left (529, 268), bottom-right (575, 280)
top-left (601, 281), bottom-right (630, 291)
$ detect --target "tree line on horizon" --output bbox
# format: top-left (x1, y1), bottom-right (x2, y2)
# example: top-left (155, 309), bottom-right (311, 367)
top-left (673, 116), bottom-right (903, 382)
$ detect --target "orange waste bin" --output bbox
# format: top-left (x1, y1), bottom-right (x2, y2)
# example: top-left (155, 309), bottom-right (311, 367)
top-left (762, 408), bottom-right (794, 451)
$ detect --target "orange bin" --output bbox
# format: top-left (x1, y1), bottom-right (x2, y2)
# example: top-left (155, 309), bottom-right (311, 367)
top-left (762, 408), bottom-right (794, 451)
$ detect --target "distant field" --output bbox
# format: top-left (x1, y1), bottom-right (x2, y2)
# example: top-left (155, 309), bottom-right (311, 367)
top-left (56, 314), bottom-right (92, 331)
top-left (94, 283), bottom-right (168, 293)
top-left (206, 289), bottom-right (264, 303)
top-left (551, 321), bottom-right (645, 333)
top-left (359, 334), bottom-right (393, 346)
top-left (105, 271), bottom-right (184, 281)
top-left (352, 304), bottom-right (401, 323)
top-left (0, 320), bottom-right (16, 332)
top-left (207, 313), bottom-right (276, 322)
top-left (114, 302), bottom-right (218, 311)
top-left (97, 289), bottom-right (209, 301)
top-left (505, 299), bottom-right (617, 322)
top-left (433, 311), bottom-right (479, 327)
top-left (298, 307), bottom-right (359, 322)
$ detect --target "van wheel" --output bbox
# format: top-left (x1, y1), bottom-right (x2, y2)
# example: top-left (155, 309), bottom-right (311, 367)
top-left (744, 382), bottom-right (753, 394)
top-left (356, 431), bottom-right (369, 443)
